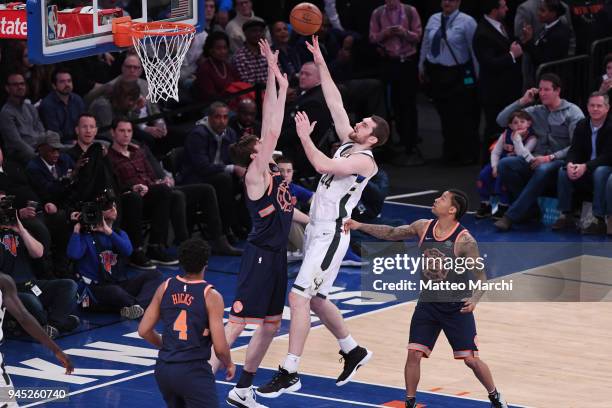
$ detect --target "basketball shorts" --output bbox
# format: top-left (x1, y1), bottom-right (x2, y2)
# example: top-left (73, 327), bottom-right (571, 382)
top-left (408, 302), bottom-right (479, 359)
top-left (229, 242), bottom-right (287, 325)
top-left (0, 353), bottom-right (18, 407)
top-left (155, 359), bottom-right (217, 408)
top-left (292, 222), bottom-right (350, 299)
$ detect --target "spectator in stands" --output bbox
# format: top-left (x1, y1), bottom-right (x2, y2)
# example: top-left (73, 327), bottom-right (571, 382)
top-left (276, 156), bottom-right (313, 260)
top-left (369, 0), bottom-right (423, 166)
top-left (419, 0), bottom-right (480, 165)
top-left (143, 146), bottom-right (242, 255)
top-left (597, 53), bottom-right (612, 99)
top-left (228, 98), bottom-right (262, 139)
top-left (280, 62), bottom-right (334, 177)
top-left (473, 0), bottom-right (524, 157)
top-left (179, 102), bottom-right (248, 238)
top-left (607, 172), bottom-right (612, 235)
top-left (232, 19), bottom-right (269, 85)
top-left (67, 114), bottom-right (157, 270)
top-left (476, 110), bottom-right (537, 219)
top-left (520, 0), bottom-right (571, 70)
top-left (515, 0), bottom-right (574, 88)
top-left (193, 31), bottom-right (241, 102)
top-left (271, 21), bottom-right (302, 86)
top-left (0, 197), bottom-right (79, 339)
top-left (567, 0), bottom-right (607, 55)
top-left (67, 200), bottom-right (163, 319)
top-left (10, 41), bottom-right (54, 105)
top-left (494, 73), bottom-right (585, 231)
top-left (553, 92), bottom-right (612, 234)
top-left (89, 79), bottom-right (144, 142)
top-left (86, 54), bottom-right (167, 148)
top-left (0, 72), bottom-right (46, 165)
top-left (0, 146), bottom-right (61, 278)
top-left (26, 132), bottom-right (75, 207)
top-left (106, 117), bottom-right (179, 266)
top-left (38, 68), bottom-right (85, 144)
top-left (225, 0), bottom-right (270, 52)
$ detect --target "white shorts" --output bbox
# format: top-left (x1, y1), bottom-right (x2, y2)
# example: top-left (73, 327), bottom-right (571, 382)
top-left (0, 353), bottom-right (19, 407)
top-left (291, 222), bottom-right (350, 299)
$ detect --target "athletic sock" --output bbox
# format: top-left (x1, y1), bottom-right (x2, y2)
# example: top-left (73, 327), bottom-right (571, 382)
top-left (282, 353), bottom-right (301, 373)
top-left (488, 388), bottom-right (499, 400)
top-left (338, 335), bottom-right (358, 354)
top-left (236, 370), bottom-right (255, 389)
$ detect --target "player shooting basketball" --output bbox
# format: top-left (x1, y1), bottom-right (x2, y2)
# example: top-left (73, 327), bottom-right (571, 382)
top-left (344, 190), bottom-right (509, 408)
top-left (257, 35), bottom-right (390, 399)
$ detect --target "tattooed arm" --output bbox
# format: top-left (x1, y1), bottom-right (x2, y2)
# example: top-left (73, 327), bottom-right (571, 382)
top-left (343, 219), bottom-right (429, 241)
top-left (455, 231), bottom-right (487, 312)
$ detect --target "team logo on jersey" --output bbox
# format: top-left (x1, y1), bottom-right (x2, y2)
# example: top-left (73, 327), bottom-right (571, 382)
top-left (232, 301), bottom-right (244, 314)
top-left (422, 247), bottom-right (451, 281)
top-left (1, 234), bottom-right (19, 257)
top-left (99, 251), bottom-right (118, 274)
top-left (277, 181), bottom-right (294, 212)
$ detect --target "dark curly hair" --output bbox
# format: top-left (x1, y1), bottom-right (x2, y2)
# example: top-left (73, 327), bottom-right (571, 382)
top-left (178, 238), bottom-right (210, 274)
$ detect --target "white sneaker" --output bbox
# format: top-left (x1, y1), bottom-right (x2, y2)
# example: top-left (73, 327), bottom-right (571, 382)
top-left (226, 386), bottom-right (268, 407)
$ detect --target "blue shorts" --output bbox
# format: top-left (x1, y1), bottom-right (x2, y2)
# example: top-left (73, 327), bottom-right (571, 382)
top-left (408, 302), bottom-right (479, 359)
top-left (229, 242), bottom-right (287, 325)
top-left (154, 359), bottom-right (217, 408)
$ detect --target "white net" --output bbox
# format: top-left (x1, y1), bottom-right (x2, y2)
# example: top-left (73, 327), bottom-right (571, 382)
top-left (131, 23), bottom-right (195, 103)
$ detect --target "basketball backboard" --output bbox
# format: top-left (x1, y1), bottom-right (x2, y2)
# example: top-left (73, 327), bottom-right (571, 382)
top-left (25, 0), bottom-right (203, 64)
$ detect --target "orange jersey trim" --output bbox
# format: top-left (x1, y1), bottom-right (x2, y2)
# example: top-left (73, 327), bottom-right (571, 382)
top-left (175, 275), bottom-right (206, 284)
top-left (432, 220), bottom-right (460, 242)
top-left (258, 204), bottom-right (275, 218)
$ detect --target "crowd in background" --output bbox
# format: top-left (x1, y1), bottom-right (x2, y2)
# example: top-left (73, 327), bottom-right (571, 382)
top-left (1, 0), bottom-right (612, 339)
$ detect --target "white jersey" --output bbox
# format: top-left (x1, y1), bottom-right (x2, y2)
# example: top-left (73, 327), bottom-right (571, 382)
top-left (309, 142), bottom-right (377, 223)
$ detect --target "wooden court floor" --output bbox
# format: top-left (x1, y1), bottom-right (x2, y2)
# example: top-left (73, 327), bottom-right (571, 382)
top-left (234, 261), bottom-right (612, 408)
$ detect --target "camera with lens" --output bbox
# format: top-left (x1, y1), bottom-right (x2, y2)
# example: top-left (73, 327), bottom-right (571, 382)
top-left (77, 189), bottom-right (117, 233)
top-left (0, 195), bottom-right (17, 227)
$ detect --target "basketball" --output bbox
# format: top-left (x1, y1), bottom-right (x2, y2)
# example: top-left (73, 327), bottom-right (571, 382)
top-left (290, 2), bottom-right (323, 36)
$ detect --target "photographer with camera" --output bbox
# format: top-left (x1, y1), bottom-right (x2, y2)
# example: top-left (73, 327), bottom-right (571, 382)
top-left (67, 198), bottom-right (163, 319)
top-left (0, 192), bottom-right (79, 339)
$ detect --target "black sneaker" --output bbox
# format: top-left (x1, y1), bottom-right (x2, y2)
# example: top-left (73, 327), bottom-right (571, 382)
top-left (492, 204), bottom-right (508, 220)
top-left (129, 250), bottom-right (156, 270)
top-left (59, 315), bottom-right (80, 332)
top-left (475, 202), bottom-right (492, 219)
top-left (406, 398), bottom-right (417, 408)
top-left (336, 346), bottom-right (373, 386)
top-left (488, 390), bottom-right (509, 408)
top-left (147, 245), bottom-right (179, 266)
top-left (255, 366), bottom-right (301, 398)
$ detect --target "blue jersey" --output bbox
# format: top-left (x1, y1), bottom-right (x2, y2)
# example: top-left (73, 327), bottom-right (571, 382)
top-left (246, 163), bottom-right (294, 252)
top-left (418, 220), bottom-right (472, 303)
top-left (159, 276), bottom-right (213, 363)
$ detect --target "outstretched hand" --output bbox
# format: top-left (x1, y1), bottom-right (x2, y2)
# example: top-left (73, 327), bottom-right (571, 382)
top-left (305, 35), bottom-right (325, 66)
top-left (259, 39), bottom-right (278, 67)
top-left (295, 111), bottom-right (317, 140)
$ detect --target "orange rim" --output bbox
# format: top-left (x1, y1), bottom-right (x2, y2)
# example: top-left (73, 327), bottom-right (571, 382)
top-left (130, 22), bottom-right (196, 39)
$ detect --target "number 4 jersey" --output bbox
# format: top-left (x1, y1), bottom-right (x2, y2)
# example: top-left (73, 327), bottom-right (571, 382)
top-left (310, 142), bottom-right (377, 223)
top-left (159, 276), bottom-right (214, 362)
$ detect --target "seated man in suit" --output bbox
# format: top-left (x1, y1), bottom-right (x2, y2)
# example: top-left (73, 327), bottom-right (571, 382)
top-left (553, 92), bottom-right (612, 234)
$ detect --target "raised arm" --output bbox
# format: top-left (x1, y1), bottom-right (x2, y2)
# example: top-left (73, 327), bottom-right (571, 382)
top-left (343, 218), bottom-right (429, 241)
top-left (305, 36), bottom-right (353, 142)
top-left (250, 39), bottom-right (289, 175)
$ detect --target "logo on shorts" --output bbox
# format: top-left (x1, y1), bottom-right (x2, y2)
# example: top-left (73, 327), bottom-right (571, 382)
top-left (313, 278), bottom-right (323, 291)
top-left (233, 301), bottom-right (244, 314)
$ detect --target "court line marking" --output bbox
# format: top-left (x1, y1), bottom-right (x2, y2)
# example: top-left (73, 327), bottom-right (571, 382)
top-left (523, 272), bottom-right (612, 287)
top-left (386, 190), bottom-right (438, 200)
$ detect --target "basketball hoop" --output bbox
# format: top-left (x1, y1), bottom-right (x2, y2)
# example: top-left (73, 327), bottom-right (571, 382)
top-left (113, 17), bottom-right (195, 102)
